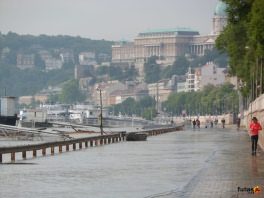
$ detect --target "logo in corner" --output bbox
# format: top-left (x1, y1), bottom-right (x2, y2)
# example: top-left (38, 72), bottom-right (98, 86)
top-left (253, 186), bottom-right (261, 193)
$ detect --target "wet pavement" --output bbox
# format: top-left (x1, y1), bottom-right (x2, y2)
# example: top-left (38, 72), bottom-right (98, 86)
top-left (150, 126), bottom-right (264, 198)
top-left (0, 126), bottom-right (264, 198)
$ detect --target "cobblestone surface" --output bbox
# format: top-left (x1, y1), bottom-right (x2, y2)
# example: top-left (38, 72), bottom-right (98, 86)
top-left (152, 127), bottom-right (264, 198)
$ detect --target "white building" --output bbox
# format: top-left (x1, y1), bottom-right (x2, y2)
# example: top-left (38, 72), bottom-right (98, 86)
top-left (177, 82), bottom-right (186, 93)
top-left (183, 63), bottom-right (226, 92)
top-left (185, 67), bottom-right (195, 92)
top-left (60, 51), bottom-right (74, 64)
top-left (79, 52), bottom-right (97, 65)
top-left (45, 58), bottom-right (63, 71)
top-left (17, 54), bottom-right (35, 69)
top-left (196, 62), bottom-right (226, 90)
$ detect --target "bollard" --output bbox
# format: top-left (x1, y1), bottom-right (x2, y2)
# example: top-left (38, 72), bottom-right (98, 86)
top-left (59, 145), bottom-right (63, 153)
top-left (79, 142), bottom-right (82, 149)
top-left (73, 143), bottom-right (76, 150)
top-left (51, 147), bottom-right (55, 155)
top-left (33, 150), bottom-right (37, 157)
top-left (66, 144), bottom-right (69, 152)
top-left (11, 152), bottom-right (15, 162)
top-left (42, 148), bottom-right (46, 156)
top-left (22, 151), bottom-right (26, 160)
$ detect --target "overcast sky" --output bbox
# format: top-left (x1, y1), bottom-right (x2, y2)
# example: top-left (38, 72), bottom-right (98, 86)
top-left (0, 0), bottom-right (219, 41)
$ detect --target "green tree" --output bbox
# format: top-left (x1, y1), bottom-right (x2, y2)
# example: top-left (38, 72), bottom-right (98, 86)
top-left (216, 0), bottom-right (264, 97)
top-left (162, 56), bottom-right (189, 78)
top-left (0, 32), bottom-right (113, 97)
top-left (144, 56), bottom-right (161, 83)
top-left (163, 83), bottom-right (238, 116)
top-left (142, 107), bottom-right (157, 120)
top-left (34, 53), bottom-right (45, 70)
top-left (59, 79), bottom-right (86, 103)
top-left (109, 96), bottom-right (156, 119)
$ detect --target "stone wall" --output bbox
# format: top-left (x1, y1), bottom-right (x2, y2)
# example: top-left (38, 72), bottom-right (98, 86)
top-left (242, 94), bottom-right (264, 150)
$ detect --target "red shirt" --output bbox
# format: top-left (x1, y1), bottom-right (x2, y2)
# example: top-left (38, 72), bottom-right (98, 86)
top-left (250, 121), bottom-right (262, 136)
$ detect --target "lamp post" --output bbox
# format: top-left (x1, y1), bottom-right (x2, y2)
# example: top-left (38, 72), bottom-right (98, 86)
top-left (97, 88), bottom-right (103, 135)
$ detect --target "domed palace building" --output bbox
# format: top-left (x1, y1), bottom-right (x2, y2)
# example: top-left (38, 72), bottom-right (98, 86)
top-left (111, 0), bottom-right (227, 75)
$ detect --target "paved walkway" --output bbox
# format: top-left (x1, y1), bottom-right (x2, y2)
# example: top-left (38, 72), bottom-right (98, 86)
top-left (152, 126), bottom-right (264, 198)
top-left (1, 126), bottom-right (264, 198)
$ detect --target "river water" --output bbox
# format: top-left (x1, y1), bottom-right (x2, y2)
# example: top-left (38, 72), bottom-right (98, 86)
top-left (0, 128), bottom-right (216, 198)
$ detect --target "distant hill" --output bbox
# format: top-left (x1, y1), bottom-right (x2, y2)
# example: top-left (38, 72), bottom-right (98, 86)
top-left (0, 32), bottom-right (114, 97)
top-left (0, 32), bottom-right (113, 56)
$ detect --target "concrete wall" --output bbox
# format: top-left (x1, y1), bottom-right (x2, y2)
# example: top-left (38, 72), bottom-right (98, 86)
top-left (242, 94), bottom-right (264, 150)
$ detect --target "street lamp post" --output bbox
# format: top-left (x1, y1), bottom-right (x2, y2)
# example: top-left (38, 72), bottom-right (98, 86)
top-left (97, 88), bottom-right (103, 135)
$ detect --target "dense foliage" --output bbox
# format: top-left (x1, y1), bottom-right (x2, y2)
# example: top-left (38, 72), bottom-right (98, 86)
top-left (0, 32), bottom-right (113, 96)
top-left (144, 56), bottom-right (161, 83)
top-left (216, 0), bottom-right (264, 97)
top-left (108, 96), bottom-right (157, 120)
top-left (95, 64), bottom-right (138, 82)
top-left (59, 79), bottom-right (86, 103)
top-left (0, 32), bottom-right (113, 60)
top-left (162, 83), bottom-right (239, 116)
top-left (0, 63), bottom-right (74, 96)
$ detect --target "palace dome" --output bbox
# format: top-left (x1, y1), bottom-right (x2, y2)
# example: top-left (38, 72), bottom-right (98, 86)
top-left (215, 1), bottom-right (227, 16)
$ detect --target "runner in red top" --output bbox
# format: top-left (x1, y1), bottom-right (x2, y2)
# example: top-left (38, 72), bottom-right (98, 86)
top-left (249, 117), bottom-right (262, 156)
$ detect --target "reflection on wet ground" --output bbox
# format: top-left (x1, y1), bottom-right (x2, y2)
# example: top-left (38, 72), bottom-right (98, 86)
top-left (0, 127), bottom-right (264, 198)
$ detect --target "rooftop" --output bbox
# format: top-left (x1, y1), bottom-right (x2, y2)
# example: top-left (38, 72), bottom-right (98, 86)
top-left (139, 27), bottom-right (199, 36)
top-left (215, 1), bottom-right (227, 16)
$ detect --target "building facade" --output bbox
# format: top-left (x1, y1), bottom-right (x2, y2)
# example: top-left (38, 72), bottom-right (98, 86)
top-left (45, 58), bottom-right (63, 71)
top-left (112, 1), bottom-right (227, 69)
top-left (182, 63), bottom-right (226, 93)
top-left (79, 52), bottom-right (97, 66)
top-left (17, 54), bottom-right (35, 70)
top-left (195, 62), bottom-right (226, 90)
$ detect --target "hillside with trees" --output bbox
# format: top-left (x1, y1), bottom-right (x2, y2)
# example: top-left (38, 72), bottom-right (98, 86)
top-left (144, 49), bottom-right (228, 83)
top-left (0, 32), bottom-right (113, 97)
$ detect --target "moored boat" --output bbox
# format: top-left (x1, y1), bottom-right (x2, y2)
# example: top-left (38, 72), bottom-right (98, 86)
top-left (126, 132), bottom-right (147, 141)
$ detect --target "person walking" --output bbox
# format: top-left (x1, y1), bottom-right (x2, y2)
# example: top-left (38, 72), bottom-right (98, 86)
top-left (249, 117), bottom-right (262, 156)
top-left (192, 119), bottom-right (196, 129)
top-left (196, 119), bottom-right (200, 129)
top-left (221, 118), bottom-right (225, 128)
top-left (214, 118), bottom-right (218, 128)
top-left (237, 117), bottom-right (241, 130)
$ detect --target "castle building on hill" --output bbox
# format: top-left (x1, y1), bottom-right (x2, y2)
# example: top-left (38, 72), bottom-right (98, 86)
top-left (111, 1), bottom-right (227, 75)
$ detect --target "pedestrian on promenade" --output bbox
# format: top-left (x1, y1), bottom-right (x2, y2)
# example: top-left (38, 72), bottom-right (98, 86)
top-left (221, 118), bottom-right (225, 128)
top-left (214, 118), bottom-right (218, 127)
top-left (250, 117), bottom-right (262, 156)
top-left (210, 120), bottom-right (214, 128)
top-left (237, 117), bottom-right (241, 130)
top-left (192, 119), bottom-right (196, 129)
top-left (196, 119), bottom-right (200, 129)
